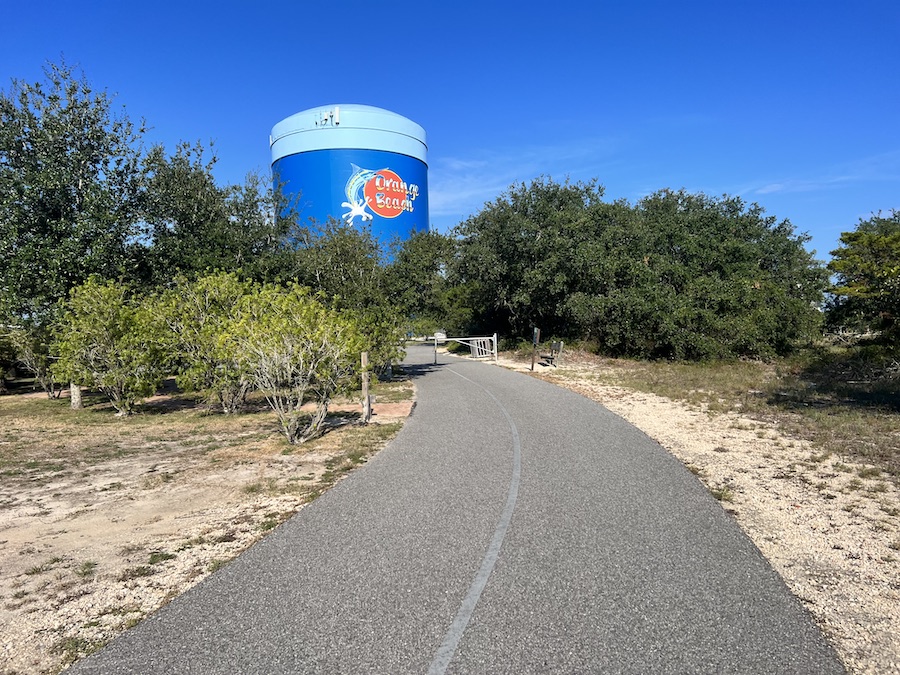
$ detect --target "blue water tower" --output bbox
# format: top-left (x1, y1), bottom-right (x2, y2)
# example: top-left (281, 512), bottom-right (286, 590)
top-left (270, 104), bottom-right (429, 242)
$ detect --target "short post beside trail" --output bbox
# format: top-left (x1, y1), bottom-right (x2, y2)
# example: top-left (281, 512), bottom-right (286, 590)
top-left (361, 352), bottom-right (372, 424)
top-left (531, 327), bottom-right (541, 371)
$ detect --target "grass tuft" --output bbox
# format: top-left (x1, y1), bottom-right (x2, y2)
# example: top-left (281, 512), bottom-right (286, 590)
top-left (52, 636), bottom-right (106, 665)
top-left (710, 485), bottom-right (735, 502)
top-left (75, 560), bottom-right (98, 578)
top-left (147, 551), bottom-right (176, 565)
top-left (118, 566), bottom-right (155, 581)
top-left (25, 556), bottom-right (64, 576)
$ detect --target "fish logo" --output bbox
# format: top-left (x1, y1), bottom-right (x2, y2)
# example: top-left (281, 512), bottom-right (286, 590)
top-left (341, 163), bottom-right (377, 225)
top-left (342, 164), bottom-right (419, 225)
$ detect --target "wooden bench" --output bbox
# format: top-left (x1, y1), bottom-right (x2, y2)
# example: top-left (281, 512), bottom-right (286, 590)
top-left (539, 341), bottom-right (564, 367)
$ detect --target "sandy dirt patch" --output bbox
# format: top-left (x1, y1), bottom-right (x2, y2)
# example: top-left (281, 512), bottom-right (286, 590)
top-left (0, 389), bottom-right (412, 675)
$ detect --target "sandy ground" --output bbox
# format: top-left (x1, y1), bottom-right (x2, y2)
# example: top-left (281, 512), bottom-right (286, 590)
top-left (495, 353), bottom-right (900, 675)
top-left (0, 397), bottom-right (412, 675)
top-left (2, 354), bottom-right (899, 674)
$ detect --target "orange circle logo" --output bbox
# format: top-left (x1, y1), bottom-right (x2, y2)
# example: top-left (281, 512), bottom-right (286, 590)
top-left (364, 169), bottom-right (408, 219)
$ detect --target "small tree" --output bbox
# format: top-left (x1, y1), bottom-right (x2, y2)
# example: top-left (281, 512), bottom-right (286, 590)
top-left (828, 210), bottom-right (900, 340)
top-left (52, 278), bottom-right (166, 415)
top-left (284, 219), bottom-right (405, 374)
top-left (153, 272), bottom-right (254, 413)
top-left (236, 283), bottom-right (361, 443)
top-left (350, 305), bottom-right (406, 378)
top-left (6, 323), bottom-right (60, 397)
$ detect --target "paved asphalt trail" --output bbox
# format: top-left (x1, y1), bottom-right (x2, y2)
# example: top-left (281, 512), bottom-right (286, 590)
top-left (71, 344), bottom-right (845, 674)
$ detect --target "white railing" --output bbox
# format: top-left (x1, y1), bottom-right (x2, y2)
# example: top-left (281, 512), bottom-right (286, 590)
top-left (432, 333), bottom-right (498, 364)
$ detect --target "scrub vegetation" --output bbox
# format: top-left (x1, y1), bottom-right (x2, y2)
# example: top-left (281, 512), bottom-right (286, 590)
top-left (1, 58), bottom-right (896, 467)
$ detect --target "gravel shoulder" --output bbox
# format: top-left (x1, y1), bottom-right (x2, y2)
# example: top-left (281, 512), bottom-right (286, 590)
top-left (496, 353), bottom-right (899, 675)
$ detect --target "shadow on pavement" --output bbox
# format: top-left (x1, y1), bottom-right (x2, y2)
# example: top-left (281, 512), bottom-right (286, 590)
top-left (398, 361), bottom-right (444, 380)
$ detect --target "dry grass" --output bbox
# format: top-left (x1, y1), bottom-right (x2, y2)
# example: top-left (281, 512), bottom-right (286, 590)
top-left (555, 348), bottom-right (900, 484)
top-left (0, 377), bottom-right (410, 487)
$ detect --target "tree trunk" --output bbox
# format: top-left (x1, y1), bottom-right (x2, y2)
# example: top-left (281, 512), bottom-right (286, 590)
top-left (70, 383), bottom-right (83, 409)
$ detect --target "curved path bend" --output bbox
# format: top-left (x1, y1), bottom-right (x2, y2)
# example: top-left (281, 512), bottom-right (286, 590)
top-left (72, 344), bottom-right (844, 674)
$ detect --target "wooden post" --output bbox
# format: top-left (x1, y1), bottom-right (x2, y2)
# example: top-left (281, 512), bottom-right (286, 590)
top-left (493, 332), bottom-right (498, 362)
top-left (531, 327), bottom-right (540, 372)
top-left (361, 352), bottom-right (371, 424)
top-left (433, 336), bottom-right (438, 365)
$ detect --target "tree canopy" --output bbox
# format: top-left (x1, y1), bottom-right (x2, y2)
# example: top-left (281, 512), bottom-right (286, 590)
top-left (828, 210), bottom-right (900, 339)
top-left (0, 61), bottom-right (144, 321)
top-left (451, 179), bottom-right (827, 359)
top-left (0, 62), bottom-right (297, 322)
top-left (138, 143), bottom-right (288, 286)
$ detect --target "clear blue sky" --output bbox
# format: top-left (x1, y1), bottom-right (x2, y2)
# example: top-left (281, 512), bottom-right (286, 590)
top-left (2, 0), bottom-right (898, 261)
